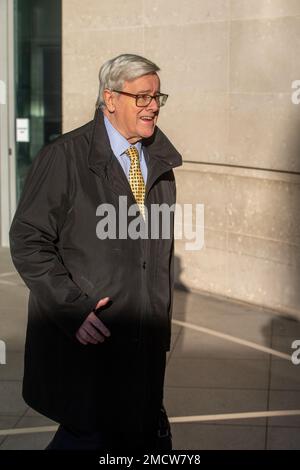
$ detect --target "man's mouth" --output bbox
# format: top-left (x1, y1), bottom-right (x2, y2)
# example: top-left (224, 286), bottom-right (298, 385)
top-left (140, 116), bottom-right (155, 122)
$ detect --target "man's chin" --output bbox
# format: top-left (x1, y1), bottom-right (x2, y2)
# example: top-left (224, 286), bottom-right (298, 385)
top-left (140, 126), bottom-right (156, 140)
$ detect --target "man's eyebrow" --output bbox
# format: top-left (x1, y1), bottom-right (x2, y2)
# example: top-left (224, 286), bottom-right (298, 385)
top-left (136, 89), bottom-right (160, 94)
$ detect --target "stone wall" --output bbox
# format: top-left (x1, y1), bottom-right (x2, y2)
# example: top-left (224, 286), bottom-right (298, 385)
top-left (62, 0), bottom-right (300, 316)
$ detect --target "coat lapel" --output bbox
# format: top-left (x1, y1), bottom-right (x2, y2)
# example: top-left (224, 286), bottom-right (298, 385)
top-left (87, 108), bottom-right (134, 201)
top-left (143, 126), bottom-right (182, 197)
top-left (107, 155), bottom-right (136, 204)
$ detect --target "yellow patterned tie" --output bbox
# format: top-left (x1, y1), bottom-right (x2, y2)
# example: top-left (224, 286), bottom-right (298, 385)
top-left (125, 146), bottom-right (145, 217)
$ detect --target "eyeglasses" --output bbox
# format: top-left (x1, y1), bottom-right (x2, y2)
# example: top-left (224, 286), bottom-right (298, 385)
top-left (112, 90), bottom-right (168, 107)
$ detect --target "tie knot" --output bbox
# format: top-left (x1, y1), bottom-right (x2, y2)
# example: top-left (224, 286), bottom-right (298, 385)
top-left (125, 146), bottom-right (139, 161)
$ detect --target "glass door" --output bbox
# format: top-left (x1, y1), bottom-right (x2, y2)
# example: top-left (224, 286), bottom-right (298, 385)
top-left (14, 0), bottom-right (62, 200)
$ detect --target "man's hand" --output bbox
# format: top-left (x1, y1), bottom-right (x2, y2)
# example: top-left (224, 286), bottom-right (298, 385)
top-left (76, 297), bottom-right (111, 345)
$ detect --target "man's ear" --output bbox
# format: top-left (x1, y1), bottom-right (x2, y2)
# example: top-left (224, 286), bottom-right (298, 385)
top-left (103, 89), bottom-right (115, 113)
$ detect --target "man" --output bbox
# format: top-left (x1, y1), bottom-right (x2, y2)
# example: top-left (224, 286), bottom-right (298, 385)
top-left (9, 54), bottom-right (182, 451)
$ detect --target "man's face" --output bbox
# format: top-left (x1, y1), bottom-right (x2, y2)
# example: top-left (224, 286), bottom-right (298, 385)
top-left (104, 73), bottom-right (161, 144)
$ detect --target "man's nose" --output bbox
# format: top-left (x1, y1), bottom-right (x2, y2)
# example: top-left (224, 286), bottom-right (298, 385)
top-left (147, 96), bottom-right (159, 112)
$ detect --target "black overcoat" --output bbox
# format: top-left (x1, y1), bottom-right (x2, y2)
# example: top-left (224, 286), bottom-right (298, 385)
top-left (9, 108), bottom-right (182, 434)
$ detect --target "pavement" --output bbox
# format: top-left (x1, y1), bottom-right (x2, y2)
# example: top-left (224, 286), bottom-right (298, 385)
top-left (0, 246), bottom-right (300, 450)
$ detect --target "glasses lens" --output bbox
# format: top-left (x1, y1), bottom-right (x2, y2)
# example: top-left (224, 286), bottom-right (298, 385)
top-left (136, 95), bottom-right (151, 107)
top-left (160, 94), bottom-right (168, 107)
top-left (136, 94), bottom-right (168, 107)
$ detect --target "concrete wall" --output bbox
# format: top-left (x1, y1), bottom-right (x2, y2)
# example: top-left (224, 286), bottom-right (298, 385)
top-left (62, 0), bottom-right (300, 316)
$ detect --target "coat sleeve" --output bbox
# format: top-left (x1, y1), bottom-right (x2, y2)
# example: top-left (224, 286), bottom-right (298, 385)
top-left (9, 142), bottom-right (98, 339)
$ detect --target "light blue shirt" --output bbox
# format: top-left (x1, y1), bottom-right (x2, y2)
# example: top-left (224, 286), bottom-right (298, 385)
top-left (104, 115), bottom-right (148, 184)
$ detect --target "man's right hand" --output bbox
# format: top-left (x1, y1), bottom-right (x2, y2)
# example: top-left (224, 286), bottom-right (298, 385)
top-left (76, 297), bottom-right (111, 345)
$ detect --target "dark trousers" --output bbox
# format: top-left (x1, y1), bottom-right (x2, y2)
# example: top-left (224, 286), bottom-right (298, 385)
top-left (46, 407), bottom-right (172, 451)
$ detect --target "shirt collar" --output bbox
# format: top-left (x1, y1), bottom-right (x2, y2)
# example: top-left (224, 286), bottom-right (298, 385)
top-left (104, 114), bottom-right (142, 158)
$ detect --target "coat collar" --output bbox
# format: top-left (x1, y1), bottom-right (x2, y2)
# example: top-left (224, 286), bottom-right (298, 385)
top-left (87, 107), bottom-right (182, 198)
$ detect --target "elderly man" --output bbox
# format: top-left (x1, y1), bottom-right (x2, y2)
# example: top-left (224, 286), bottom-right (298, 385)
top-left (9, 54), bottom-right (182, 451)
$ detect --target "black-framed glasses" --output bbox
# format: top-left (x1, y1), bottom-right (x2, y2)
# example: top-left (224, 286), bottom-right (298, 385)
top-left (112, 90), bottom-right (168, 107)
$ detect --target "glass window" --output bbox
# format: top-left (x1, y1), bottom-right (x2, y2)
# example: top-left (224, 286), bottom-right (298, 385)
top-left (14, 0), bottom-right (62, 200)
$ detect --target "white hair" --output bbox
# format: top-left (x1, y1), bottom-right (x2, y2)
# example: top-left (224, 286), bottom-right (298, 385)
top-left (96, 53), bottom-right (160, 109)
